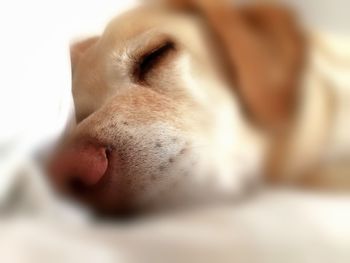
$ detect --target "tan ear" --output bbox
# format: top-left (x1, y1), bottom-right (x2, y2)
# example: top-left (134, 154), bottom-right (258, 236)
top-left (232, 4), bottom-right (305, 130)
top-left (70, 36), bottom-right (100, 73)
top-left (170, 1), bottom-right (305, 130)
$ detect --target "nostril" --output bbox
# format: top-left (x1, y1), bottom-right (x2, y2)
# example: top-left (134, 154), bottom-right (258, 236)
top-left (67, 176), bottom-right (89, 195)
top-left (106, 146), bottom-right (112, 159)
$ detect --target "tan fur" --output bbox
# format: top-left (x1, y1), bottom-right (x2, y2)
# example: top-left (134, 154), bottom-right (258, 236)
top-left (51, 6), bottom-right (266, 213)
top-left (50, 2), bottom-right (349, 214)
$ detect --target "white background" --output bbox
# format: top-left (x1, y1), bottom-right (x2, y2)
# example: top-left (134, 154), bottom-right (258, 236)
top-left (0, 0), bottom-right (137, 198)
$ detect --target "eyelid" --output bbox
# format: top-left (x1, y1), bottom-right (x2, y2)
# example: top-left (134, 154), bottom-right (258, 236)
top-left (132, 34), bottom-right (175, 59)
top-left (139, 39), bottom-right (175, 60)
top-left (132, 35), bottom-right (177, 83)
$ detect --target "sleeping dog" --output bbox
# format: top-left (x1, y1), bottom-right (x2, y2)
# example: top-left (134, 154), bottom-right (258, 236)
top-left (49, 0), bottom-right (350, 214)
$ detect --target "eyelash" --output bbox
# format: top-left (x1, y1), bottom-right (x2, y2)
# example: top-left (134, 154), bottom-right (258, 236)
top-left (133, 41), bottom-right (176, 83)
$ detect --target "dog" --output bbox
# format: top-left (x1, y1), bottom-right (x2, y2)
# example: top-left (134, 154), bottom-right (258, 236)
top-left (49, 0), bottom-right (350, 215)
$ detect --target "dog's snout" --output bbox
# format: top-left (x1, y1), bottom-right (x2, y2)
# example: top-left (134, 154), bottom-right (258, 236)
top-left (50, 142), bottom-right (109, 193)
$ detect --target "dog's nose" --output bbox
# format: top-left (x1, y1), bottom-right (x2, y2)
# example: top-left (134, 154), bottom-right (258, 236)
top-left (50, 142), bottom-right (109, 193)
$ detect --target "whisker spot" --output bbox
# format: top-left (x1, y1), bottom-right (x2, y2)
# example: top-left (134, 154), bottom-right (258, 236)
top-left (180, 148), bottom-right (187, 154)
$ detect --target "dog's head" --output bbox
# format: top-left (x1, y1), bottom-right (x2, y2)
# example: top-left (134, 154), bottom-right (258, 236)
top-left (50, 3), bottom-right (303, 214)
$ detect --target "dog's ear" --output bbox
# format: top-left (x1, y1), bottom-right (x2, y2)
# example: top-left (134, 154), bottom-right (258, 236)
top-left (70, 36), bottom-right (100, 73)
top-left (168, 1), bottom-right (305, 130)
top-left (230, 5), bottom-right (305, 130)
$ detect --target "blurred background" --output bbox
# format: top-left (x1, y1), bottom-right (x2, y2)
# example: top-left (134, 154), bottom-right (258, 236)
top-left (0, 1), bottom-right (349, 262)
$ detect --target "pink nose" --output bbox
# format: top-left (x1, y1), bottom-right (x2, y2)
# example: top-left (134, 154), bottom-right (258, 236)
top-left (50, 142), bottom-right (109, 192)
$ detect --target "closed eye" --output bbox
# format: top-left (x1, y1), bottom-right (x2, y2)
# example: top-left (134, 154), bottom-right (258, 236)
top-left (133, 40), bottom-right (176, 83)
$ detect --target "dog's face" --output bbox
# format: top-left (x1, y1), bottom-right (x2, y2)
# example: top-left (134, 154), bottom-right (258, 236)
top-left (50, 7), bottom-right (265, 214)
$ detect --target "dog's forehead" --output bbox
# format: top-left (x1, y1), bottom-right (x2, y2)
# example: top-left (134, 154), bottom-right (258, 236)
top-left (103, 7), bottom-right (176, 40)
top-left (100, 7), bottom-right (202, 49)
